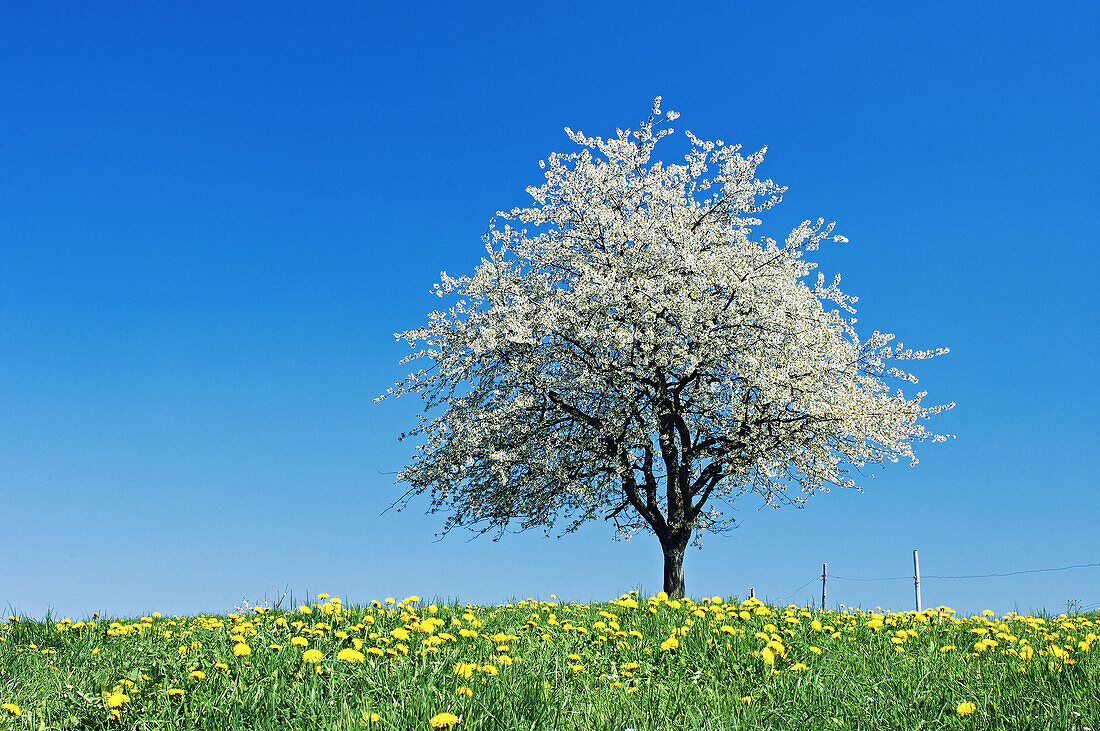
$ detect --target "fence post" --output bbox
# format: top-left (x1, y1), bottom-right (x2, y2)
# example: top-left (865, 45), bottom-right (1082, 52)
top-left (749, 587), bottom-right (755, 600)
top-left (821, 563), bottom-right (827, 611)
top-left (913, 550), bottom-right (922, 613)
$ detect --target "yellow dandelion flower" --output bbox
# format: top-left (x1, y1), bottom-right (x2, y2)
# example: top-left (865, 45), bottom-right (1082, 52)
top-left (761, 647), bottom-right (776, 665)
top-left (232, 643), bottom-right (251, 657)
top-left (189, 670), bottom-right (206, 680)
top-left (809, 646), bottom-right (822, 655)
top-left (360, 712), bottom-right (381, 724)
top-left (337, 648), bottom-right (366, 663)
top-left (791, 662), bottom-right (809, 671)
top-left (106, 693), bottom-right (129, 708)
top-left (956, 702), bottom-right (976, 717)
top-left (291, 636), bottom-right (308, 647)
top-left (571, 664), bottom-right (583, 673)
top-left (166, 688), bottom-right (185, 697)
top-left (390, 628), bottom-right (410, 641)
top-left (453, 662), bottom-right (476, 679)
top-left (302, 649), bottom-right (324, 663)
top-left (214, 662), bottom-right (229, 673)
top-left (660, 637), bottom-right (679, 651)
top-left (429, 712), bottom-right (460, 728)
top-left (456, 686), bottom-right (473, 697)
top-left (1, 703), bottom-right (21, 717)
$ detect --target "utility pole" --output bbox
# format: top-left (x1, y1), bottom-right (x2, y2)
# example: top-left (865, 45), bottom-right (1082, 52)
top-left (913, 550), bottom-right (922, 613)
top-left (821, 563), bottom-right (827, 611)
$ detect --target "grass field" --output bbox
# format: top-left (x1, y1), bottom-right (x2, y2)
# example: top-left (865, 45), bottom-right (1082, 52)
top-left (1, 590), bottom-right (1097, 730)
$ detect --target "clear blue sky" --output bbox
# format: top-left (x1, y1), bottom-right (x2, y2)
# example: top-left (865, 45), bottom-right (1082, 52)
top-left (3, 2), bottom-right (1097, 622)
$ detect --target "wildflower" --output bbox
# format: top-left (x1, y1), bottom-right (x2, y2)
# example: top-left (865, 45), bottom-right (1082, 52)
top-left (166, 688), bottom-right (185, 697)
top-left (302, 649), bottom-right (324, 663)
top-left (189, 670), bottom-right (206, 680)
top-left (232, 642), bottom-right (251, 657)
top-left (1, 703), bottom-right (20, 717)
top-left (429, 712), bottom-right (460, 728)
top-left (761, 647), bottom-right (776, 665)
top-left (791, 662), bottom-right (809, 671)
top-left (809, 646), bottom-right (822, 655)
top-left (360, 713), bottom-right (380, 724)
top-left (660, 637), bottom-right (679, 651)
top-left (571, 664), bottom-right (583, 673)
top-left (956, 702), bottom-right (976, 717)
top-left (214, 663), bottom-right (229, 673)
top-left (391, 628), bottom-right (410, 641)
top-left (106, 693), bottom-right (129, 708)
top-left (456, 686), bottom-right (473, 696)
top-left (291, 637), bottom-right (309, 647)
top-left (453, 662), bottom-right (476, 679)
top-left (337, 648), bottom-right (366, 663)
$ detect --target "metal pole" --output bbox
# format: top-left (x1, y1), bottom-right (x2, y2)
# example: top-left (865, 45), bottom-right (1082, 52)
top-left (821, 563), bottom-right (827, 611)
top-left (749, 587), bottom-right (755, 600)
top-left (913, 550), bottom-right (922, 613)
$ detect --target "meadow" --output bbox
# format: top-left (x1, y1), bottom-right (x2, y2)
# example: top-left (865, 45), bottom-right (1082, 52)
top-left (1, 591), bottom-right (1096, 730)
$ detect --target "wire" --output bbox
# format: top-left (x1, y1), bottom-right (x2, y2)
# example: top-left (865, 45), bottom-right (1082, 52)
top-left (772, 577), bottom-right (819, 605)
top-left (832, 562), bottom-right (1100, 583)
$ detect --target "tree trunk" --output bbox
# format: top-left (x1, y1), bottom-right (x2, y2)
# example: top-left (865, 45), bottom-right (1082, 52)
top-left (662, 539), bottom-right (687, 599)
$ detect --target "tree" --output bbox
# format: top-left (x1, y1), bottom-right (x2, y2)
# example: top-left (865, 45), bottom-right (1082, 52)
top-left (375, 97), bottom-right (954, 599)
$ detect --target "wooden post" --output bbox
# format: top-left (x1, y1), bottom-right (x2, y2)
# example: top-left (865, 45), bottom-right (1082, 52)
top-left (821, 563), bottom-right (827, 611)
top-left (749, 587), bottom-right (755, 600)
top-left (913, 550), bottom-right (922, 613)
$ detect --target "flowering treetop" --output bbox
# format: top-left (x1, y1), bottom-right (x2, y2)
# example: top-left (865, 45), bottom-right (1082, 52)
top-left (376, 97), bottom-right (953, 559)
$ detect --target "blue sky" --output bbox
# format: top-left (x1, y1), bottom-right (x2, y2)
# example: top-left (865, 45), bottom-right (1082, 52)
top-left (2, 2), bottom-right (1097, 621)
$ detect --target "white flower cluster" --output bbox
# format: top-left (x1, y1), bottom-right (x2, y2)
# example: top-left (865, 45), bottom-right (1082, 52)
top-left (376, 97), bottom-right (954, 551)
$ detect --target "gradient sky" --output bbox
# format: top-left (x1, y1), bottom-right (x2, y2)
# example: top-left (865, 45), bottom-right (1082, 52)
top-left (3, 2), bottom-right (1097, 622)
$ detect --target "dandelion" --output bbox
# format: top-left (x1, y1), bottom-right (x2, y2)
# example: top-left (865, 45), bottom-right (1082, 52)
top-left (360, 712), bottom-right (380, 725)
top-left (337, 648), bottom-right (366, 663)
top-left (956, 702), bottom-right (976, 717)
top-left (1, 703), bottom-right (20, 717)
top-left (429, 712), bottom-right (460, 728)
top-left (660, 637), bottom-right (679, 651)
top-left (214, 663), bottom-right (229, 673)
top-left (391, 628), bottom-right (410, 641)
top-left (291, 637), bottom-right (309, 647)
top-left (189, 670), bottom-right (206, 680)
top-left (453, 662), bottom-right (476, 679)
top-left (232, 642), bottom-right (251, 657)
top-left (166, 688), bottom-right (185, 697)
top-left (456, 686), bottom-right (473, 696)
top-left (810, 646), bottom-right (823, 654)
top-left (302, 649), bottom-right (324, 663)
top-left (106, 693), bottom-right (129, 708)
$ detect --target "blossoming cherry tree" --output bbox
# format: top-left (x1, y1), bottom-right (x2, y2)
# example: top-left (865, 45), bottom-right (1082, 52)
top-left (376, 97), bottom-right (953, 598)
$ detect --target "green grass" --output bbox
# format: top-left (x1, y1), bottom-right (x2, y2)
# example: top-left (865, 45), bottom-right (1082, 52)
top-left (1, 591), bottom-right (1097, 730)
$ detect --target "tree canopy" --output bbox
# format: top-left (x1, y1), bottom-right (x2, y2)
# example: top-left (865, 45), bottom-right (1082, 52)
top-left (376, 97), bottom-right (954, 597)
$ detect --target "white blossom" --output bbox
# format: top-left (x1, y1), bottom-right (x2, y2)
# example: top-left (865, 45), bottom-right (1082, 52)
top-left (376, 97), bottom-right (954, 591)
